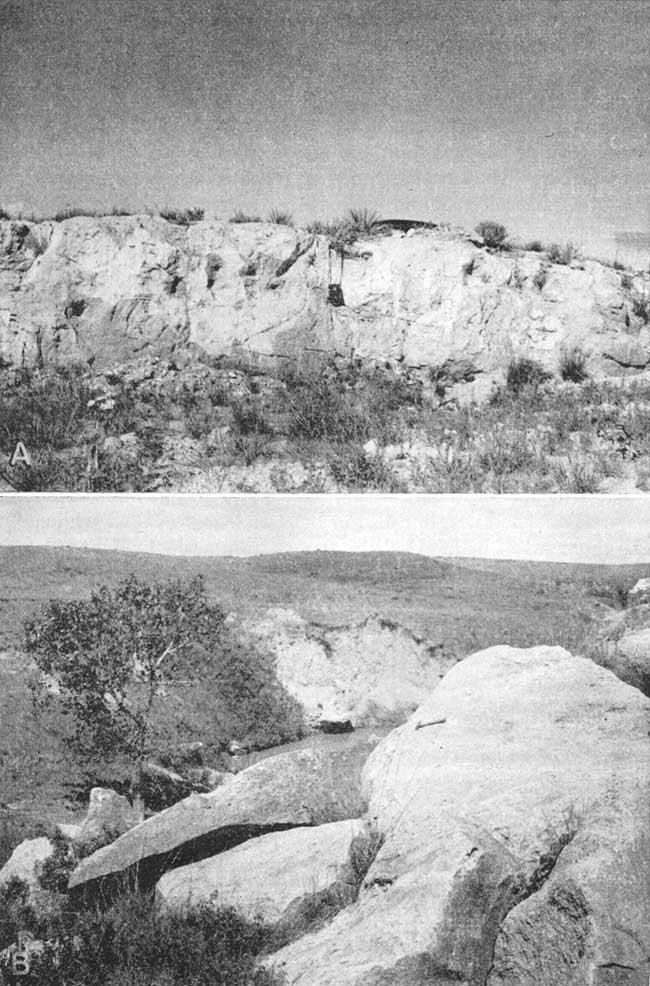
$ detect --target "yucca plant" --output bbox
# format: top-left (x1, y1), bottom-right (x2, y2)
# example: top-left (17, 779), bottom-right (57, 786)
top-left (267, 208), bottom-right (294, 226)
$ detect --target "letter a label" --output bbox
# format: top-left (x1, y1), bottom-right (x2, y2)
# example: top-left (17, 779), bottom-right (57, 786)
top-left (10, 441), bottom-right (32, 467)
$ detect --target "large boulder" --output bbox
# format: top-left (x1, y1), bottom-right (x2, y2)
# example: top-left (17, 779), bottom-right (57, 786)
top-left (69, 739), bottom-right (377, 891)
top-left (73, 787), bottom-right (142, 857)
top-left (267, 646), bottom-right (650, 986)
top-left (1, 216), bottom-right (648, 383)
top-left (245, 610), bottom-right (455, 729)
top-left (0, 838), bottom-right (53, 893)
top-left (156, 818), bottom-right (368, 926)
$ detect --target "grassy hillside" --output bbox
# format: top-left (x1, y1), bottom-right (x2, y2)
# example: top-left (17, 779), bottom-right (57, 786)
top-left (0, 545), bottom-right (646, 654)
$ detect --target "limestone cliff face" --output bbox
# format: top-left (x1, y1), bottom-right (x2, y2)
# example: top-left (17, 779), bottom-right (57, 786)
top-left (1, 215), bottom-right (648, 376)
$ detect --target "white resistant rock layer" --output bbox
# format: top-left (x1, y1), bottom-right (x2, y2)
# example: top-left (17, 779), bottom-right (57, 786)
top-left (1, 217), bottom-right (649, 380)
top-left (245, 610), bottom-right (454, 728)
top-left (266, 645), bottom-right (650, 986)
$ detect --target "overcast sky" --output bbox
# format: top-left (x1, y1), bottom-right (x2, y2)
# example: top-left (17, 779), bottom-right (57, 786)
top-left (1, 0), bottom-right (648, 262)
top-left (0, 495), bottom-right (648, 564)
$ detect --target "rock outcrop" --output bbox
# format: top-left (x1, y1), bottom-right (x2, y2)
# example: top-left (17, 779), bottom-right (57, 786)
top-left (0, 837), bottom-right (53, 893)
top-left (2, 216), bottom-right (649, 383)
top-left (73, 787), bottom-right (141, 857)
top-left (589, 601), bottom-right (650, 698)
top-left (156, 818), bottom-right (367, 926)
top-left (244, 610), bottom-right (455, 729)
top-left (69, 739), bottom-right (377, 891)
top-left (267, 646), bottom-right (650, 986)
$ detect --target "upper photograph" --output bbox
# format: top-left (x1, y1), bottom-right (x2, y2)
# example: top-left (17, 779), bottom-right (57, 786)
top-left (1, 0), bottom-right (648, 493)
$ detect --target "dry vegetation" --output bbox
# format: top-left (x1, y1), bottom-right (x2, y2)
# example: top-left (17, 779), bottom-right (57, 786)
top-left (3, 353), bottom-right (650, 493)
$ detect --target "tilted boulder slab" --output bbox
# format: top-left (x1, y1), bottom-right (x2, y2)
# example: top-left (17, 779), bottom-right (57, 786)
top-left (245, 609), bottom-right (455, 729)
top-left (267, 646), bottom-right (650, 986)
top-left (68, 740), bottom-right (375, 891)
top-left (156, 817), bottom-right (368, 926)
top-left (1, 217), bottom-right (648, 383)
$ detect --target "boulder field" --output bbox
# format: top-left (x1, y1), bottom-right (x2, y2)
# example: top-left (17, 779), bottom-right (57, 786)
top-left (67, 645), bottom-right (650, 985)
top-left (1, 216), bottom-right (649, 384)
top-left (267, 646), bottom-right (650, 986)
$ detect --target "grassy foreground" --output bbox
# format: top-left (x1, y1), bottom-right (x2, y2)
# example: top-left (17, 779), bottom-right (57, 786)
top-left (2, 356), bottom-right (650, 492)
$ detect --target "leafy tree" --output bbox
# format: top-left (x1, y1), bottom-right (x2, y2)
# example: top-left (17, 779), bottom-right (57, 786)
top-left (24, 575), bottom-right (226, 811)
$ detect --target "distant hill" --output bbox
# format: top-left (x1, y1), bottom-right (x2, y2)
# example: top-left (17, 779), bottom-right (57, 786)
top-left (0, 545), bottom-right (646, 656)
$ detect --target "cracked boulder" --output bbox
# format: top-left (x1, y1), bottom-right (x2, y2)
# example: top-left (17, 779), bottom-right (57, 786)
top-left (244, 609), bottom-right (455, 729)
top-left (68, 738), bottom-right (377, 892)
top-left (156, 818), bottom-right (368, 926)
top-left (266, 646), bottom-right (650, 986)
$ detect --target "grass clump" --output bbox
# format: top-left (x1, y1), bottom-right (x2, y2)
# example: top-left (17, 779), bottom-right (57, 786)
top-left (230, 210), bottom-right (263, 223)
top-left (559, 347), bottom-right (588, 383)
top-left (475, 220), bottom-right (508, 249)
top-left (267, 209), bottom-right (293, 227)
top-left (0, 883), bottom-right (283, 986)
top-left (0, 206), bottom-right (11, 220)
top-left (344, 208), bottom-right (380, 237)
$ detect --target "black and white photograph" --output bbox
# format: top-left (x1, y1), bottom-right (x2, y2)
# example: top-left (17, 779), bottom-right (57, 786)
top-left (1, 0), bottom-right (649, 985)
top-left (0, 0), bottom-right (648, 493)
top-left (0, 494), bottom-right (649, 984)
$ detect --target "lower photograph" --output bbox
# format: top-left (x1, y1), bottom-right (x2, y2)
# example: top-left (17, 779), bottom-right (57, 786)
top-left (0, 494), bottom-right (648, 986)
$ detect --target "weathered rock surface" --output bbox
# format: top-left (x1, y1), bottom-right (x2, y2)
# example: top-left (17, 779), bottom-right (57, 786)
top-left (589, 607), bottom-right (650, 700)
top-left (156, 818), bottom-right (367, 925)
top-left (69, 739), bottom-right (377, 890)
top-left (0, 837), bottom-right (53, 892)
top-left (73, 787), bottom-right (142, 856)
top-left (267, 646), bottom-right (650, 986)
top-left (2, 216), bottom-right (648, 382)
top-left (245, 610), bottom-right (455, 728)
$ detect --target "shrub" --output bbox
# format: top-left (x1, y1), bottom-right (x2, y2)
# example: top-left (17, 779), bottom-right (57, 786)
top-left (532, 265), bottom-right (548, 291)
top-left (525, 239), bottom-right (544, 252)
top-left (612, 260), bottom-right (625, 271)
top-left (621, 272), bottom-right (633, 290)
top-left (559, 347), bottom-right (588, 383)
top-left (505, 357), bottom-right (551, 395)
top-left (0, 206), bottom-right (10, 220)
top-left (475, 220), bottom-right (508, 249)
top-left (0, 365), bottom-right (94, 453)
top-left (547, 242), bottom-right (576, 265)
top-left (160, 207), bottom-right (204, 224)
top-left (632, 293), bottom-right (650, 323)
top-left (267, 209), bottom-right (293, 226)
